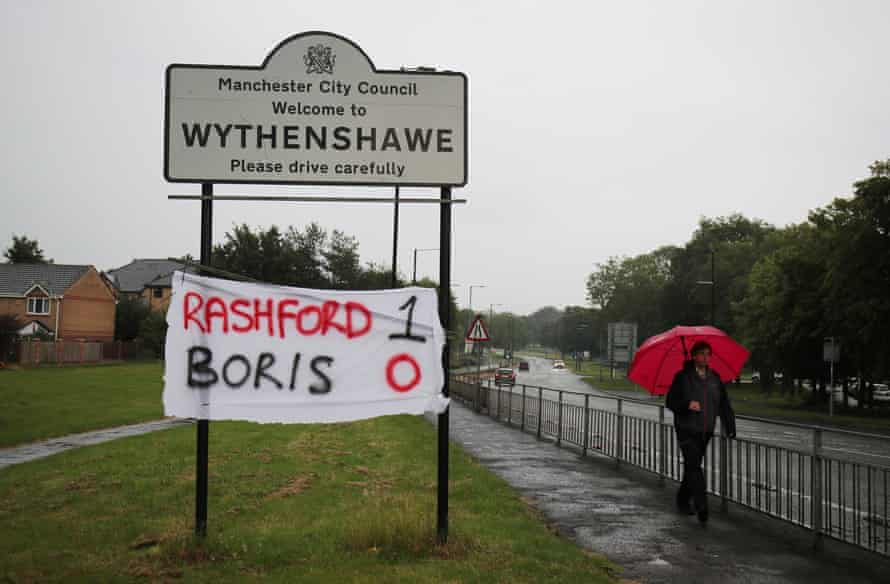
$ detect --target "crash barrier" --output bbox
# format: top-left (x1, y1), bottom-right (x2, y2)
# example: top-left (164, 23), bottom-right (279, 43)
top-left (450, 375), bottom-right (890, 557)
top-left (17, 340), bottom-right (145, 365)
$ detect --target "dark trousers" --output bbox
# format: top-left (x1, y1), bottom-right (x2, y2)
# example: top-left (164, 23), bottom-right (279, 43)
top-left (676, 428), bottom-right (712, 511)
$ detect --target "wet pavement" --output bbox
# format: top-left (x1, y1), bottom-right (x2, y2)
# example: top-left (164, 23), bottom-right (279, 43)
top-left (0, 418), bottom-right (192, 469)
top-left (444, 400), bottom-right (890, 583)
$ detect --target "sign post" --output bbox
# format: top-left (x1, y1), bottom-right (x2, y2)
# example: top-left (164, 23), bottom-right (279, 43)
top-left (823, 337), bottom-right (840, 417)
top-left (465, 315), bottom-right (490, 386)
top-left (164, 31), bottom-right (467, 543)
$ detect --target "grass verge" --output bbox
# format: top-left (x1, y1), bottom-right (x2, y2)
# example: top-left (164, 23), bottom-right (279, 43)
top-left (0, 362), bottom-right (164, 448)
top-left (0, 415), bottom-right (619, 583)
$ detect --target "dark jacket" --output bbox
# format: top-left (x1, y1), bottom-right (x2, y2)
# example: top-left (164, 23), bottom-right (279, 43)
top-left (666, 361), bottom-right (736, 437)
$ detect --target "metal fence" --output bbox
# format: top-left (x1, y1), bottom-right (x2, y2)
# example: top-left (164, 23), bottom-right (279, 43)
top-left (450, 375), bottom-right (890, 557)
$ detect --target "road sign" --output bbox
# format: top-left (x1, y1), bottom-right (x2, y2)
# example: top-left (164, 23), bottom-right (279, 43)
top-left (465, 315), bottom-right (490, 342)
top-left (607, 322), bottom-right (637, 364)
top-left (165, 31), bottom-right (467, 186)
top-left (823, 337), bottom-right (841, 363)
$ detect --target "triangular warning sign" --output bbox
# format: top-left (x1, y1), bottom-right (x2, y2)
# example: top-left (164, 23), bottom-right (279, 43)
top-left (465, 315), bottom-right (490, 342)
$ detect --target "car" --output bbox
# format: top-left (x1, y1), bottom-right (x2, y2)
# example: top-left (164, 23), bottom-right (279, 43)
top-left (751, 371), bottom-right (783, 383)
top-left (553, 360), bottom-right (566, 370)
top-left (518, 360), bottom-right (530, 371)
top-left (873, 384), bottom-right (890, 402)
top-left (494, 367), bottom-right (516, 387)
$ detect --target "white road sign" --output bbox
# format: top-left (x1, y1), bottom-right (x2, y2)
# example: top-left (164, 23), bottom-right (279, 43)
top-left (165, 31), bottom-right (467, 186)
top-left (465, 315), bottom-right (490, 342)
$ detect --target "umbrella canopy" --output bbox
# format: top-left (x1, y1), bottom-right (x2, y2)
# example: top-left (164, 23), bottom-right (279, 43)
top-left (628, 325), bottom-right (749, 395)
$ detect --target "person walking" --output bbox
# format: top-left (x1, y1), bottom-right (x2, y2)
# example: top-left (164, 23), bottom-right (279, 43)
top-left (666, 340), bottom-right (736, 523)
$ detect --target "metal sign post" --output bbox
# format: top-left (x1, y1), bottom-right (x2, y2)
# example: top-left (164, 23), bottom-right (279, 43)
top-left (195, 182), bottom-right (212, 537)
top-left (164, 31), bottom-right (468, 543)
top-left (437, 186), bottom-right (452, 543)
top-left (823, 337), bottom-right (840, 417)
top-left (465, 315), bottom-right (490, 386)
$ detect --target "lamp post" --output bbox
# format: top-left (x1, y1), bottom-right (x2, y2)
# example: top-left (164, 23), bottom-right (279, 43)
top-left (695, 249), bottom-right (716, 325)
top-left (412, 248), bottom-right (439, 285)
top-left (391, 186), bottom-right (400, 288)
top-left (468, 284), bottom-right (486, 313)
top-left (489, 303), bottom-right (502, 366)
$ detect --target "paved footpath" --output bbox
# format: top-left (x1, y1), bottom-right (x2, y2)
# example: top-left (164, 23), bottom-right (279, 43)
top-left (0, 418), bottom-right (192, 469)
top-left (445, 402), bottom-right (889, 584)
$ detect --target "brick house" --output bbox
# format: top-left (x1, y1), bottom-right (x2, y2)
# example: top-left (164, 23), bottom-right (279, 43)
top-left (106, 259), bottom-right (187, 312)
top-left (0, 264), bottom-right (117, 341)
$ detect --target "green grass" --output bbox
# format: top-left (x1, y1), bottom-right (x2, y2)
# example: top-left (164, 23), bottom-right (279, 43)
top-left (721, 385), bottom-right (890, 434)
top-left (0, 362), bottom-right (164, 448)
top-left (0, 416), bottom-right (619, 583)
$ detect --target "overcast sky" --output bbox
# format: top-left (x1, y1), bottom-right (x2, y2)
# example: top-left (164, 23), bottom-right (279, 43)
top-left (3, 0), bottom-right (889, 315)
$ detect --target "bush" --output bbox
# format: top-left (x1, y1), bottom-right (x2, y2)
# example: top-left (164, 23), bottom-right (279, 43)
top-left (115, 296), bottom-right (150, 341)
top-left (139, 311), bottom-right (168, 358)
top-left (0, 314), bottom-right (23, 363)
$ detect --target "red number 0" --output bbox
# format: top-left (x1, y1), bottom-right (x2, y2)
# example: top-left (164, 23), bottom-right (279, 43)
top-left (386, 353), bottom-right (422, 392)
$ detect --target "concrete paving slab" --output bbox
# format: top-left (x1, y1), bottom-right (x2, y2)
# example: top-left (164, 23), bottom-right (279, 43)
top-left (0, 418), bottom-right (192, 469)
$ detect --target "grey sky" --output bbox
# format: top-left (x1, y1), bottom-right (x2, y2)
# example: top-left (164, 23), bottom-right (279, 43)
top-left (3, 0), bottom-right (889, 315)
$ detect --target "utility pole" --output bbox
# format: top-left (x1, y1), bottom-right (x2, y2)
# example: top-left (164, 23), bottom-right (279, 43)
top-left (710, 248), bottom-right (716, 326)
top-left (412, 248), bottom-right (438, 285)
top-left (391, 186), bottom-right (400, 288)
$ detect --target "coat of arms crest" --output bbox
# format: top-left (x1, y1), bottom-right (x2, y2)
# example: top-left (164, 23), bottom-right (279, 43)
top-left (303, 44), bottom-right (335, 74)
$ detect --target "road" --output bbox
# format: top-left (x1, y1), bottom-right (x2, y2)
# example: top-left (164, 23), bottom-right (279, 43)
top-left (460, 355), bottom-right (890, 554)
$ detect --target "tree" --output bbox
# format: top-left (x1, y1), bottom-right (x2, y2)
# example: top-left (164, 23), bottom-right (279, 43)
top-left (211, 222), bottom-right (388, 290)
top-left (526, 306), bottom-right (561, 346)
top-left (812, 160), bottom-right (890, 386)
top-left (287, 223), bottom-right (328, 288)
top-left (139, 311), bottom-right (168, 358)
top-left (115, 296), bottom-right (150, 341)
top-left (586, 247), bottom-right (675, 341)
top-left (324, 230), bottom-right (361, 288)
top-left (4, 235), bottom-right (49, 263)
top-left (662, 215), bottom-right (774, 334)
top-left (735, 224), bottom-right (827, 391)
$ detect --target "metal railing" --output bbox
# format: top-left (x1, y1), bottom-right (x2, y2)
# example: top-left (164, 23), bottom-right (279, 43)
top-left (450, 375), bottom-right (890, 556)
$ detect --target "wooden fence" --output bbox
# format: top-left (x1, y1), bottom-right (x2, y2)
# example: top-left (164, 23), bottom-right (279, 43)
top-left (16, 340), bottom-right (145, 366)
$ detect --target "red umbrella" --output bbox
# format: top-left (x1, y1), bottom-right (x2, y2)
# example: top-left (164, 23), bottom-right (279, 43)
top-left (628, 325), bottom-right (749, 395)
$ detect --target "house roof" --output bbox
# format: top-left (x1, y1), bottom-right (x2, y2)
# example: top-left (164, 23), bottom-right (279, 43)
top-left (106, 259), bottom-right (186, 293)
top-left (0, 263), bottom-right (91, 297)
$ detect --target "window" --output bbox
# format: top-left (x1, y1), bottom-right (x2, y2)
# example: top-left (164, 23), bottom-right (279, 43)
top-left (153, 288), bottom-right (163, 298)
top-left (27, 297), bottom-right (50, 315)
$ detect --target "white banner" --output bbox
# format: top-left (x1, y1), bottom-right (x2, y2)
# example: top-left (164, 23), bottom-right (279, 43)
top-left (163, 272), bottom-right (448, 423)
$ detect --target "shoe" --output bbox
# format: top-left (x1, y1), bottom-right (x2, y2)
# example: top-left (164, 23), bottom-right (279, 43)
top-left (676, 493), bottom-right (695, 515)
top-left (697, 508), bottom-right (709, 524)
top-left (678, 503), bottom-right (695, 516)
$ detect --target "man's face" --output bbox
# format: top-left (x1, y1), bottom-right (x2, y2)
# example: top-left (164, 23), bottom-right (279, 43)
top-left (693, 348), bottom-right (711, 368)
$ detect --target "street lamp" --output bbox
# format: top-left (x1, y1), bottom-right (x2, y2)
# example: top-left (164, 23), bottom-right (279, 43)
top-left (695, 249), bottom-right (716, 325)
top-left (468, 284), bottom-right (486, 313)
top-left (412, 248), bottom-right (439, 285)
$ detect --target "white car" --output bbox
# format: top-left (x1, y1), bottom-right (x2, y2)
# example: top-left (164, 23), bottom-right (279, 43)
top-left (872, 384), bottom-right (890, 402)
top-left (553, 360), bottom-right (566, 370)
